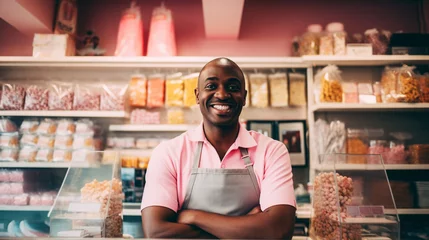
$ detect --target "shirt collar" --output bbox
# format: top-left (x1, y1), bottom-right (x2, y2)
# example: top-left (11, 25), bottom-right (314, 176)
top-left (188, 122), bottom-right (257, 149)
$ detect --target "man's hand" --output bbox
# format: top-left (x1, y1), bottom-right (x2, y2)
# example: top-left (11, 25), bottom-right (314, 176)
top-left (177, 209), bottom-right (199, 225)
top-left (247, 205), bottom-right (262, 215)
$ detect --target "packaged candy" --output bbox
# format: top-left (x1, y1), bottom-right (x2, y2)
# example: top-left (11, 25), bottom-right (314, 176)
top-left (289, 73), bottom-right (307, 106)
top-left (53, 148), bottom-right (72, 162)
top-left (20, 119), bottom-right (39, 133)
top-left (167, 108), bottom-right (185, 124)
top-left (397, 65), bottom-right (420, 103)
top-left (183, 73), bottom-right (199, 107)
top-left (18, 145), bottom-right (38, 162)
top-left (48, 81), bottom-right (74, 110)
top-left (147, 74), bottom-right (166, 108)
top-left (249, 73), bottom-right (268, 108)
top-left (24, 84), bottom-right (49, 110)
top-left (147, 4), bottom-right (177, 56)
top-left (0, 118), bottom-right (18, 132)
top-left (129, 74), bottom-right (147, 107)
top-left (365, 28), bottom-right (390, 55)
top-left (36, 119), bottom-right (57, 135)
top-left (35, 148), bottom-right (53, 162)
top-left (100, 83), bottom-right (128, 111)
top-left (1, 83), bottom-right (26, 110)
top-left (419, 74), bottom-right (429, 103)
top-left (0, 132), bottom-right (19, 148)
top-left (20, 133), bottom-right (38, 146)
top-left (72, 133), bottom-right (94, 149)
top-left (114, 2), bottom-right (143, 56)
top-left (73, 83), bottom-right (100, 110)
top-left (56, 119), bottom-right (76, 134)
top-left (166, 73), bottom-right (184, 107)
top-left (37, 135), bottom-right (55, 148)
top-left (130, 109), bottom-right (160, 124)
top-left (75, 119), bottom-right (94, 134)
top-left (54, 134), bottom-right (73, 148)
top-left (0, 147), bottom-right (19, 161)
top-left (316, 65), bottom-right (343, 103)
top-left (380, 67), bottom-right (400, 103)
top-left (327, 22), bottom-right (346, 55)
top-left (342, 82), bottom-right (358, 103)
top-left (9, 170), bottom-right (25, 182)
top-left (268, 72), bottom-right (288, 107)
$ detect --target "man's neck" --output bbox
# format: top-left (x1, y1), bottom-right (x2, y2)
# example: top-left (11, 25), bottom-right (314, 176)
top-left (203, 121), bottom-right (240, 159)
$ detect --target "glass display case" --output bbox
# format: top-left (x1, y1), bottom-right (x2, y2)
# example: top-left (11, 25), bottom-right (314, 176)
top-left (310, 153), bottom-right (400, 240)
top-left (48, 151), bottom-right (123, 238)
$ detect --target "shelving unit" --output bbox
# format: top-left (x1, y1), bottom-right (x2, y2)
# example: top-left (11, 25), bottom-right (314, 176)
top-left (109, 124), bottom-right (198, 132)
top-left (0, 205), bottom-right (51, 211)
top-left (302, 55), bottom-right (429, 66)
top-left (310, 103), bottom-right (429, 112)
top-left (0, 110), bottom-right (128, 118)
top-left (316, 164), bottom-right (429, 171)
top-left (0, 161), bottom-right (92, 168)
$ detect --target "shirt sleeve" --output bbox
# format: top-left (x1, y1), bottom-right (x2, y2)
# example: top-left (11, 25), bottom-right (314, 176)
top-left (259, 141), bottom-right (296, 211)
top-left (141, 142), bottom-right (179, 212)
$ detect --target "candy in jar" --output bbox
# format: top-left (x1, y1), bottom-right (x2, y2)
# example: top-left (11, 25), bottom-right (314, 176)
top-left (380, 67), bottom-right (400, 103)
top-left (1, 83), bottom-right (26, 110)
top-left (326, 22), bottom-right (346, 55)
top-left (288, 73), bottom-right (306, 106)
top-left (346, 129), bottom-right (368, 163)
top-left (419, 74), bottom-right (429, 103)
top-left (365, 28), bottom-right (389, 55)
top-left (298, 24), bottom-right (322, 56)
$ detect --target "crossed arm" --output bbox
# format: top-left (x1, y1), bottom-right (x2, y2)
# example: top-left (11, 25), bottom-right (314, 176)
top-left (141, 204), bottom-right (296, 239)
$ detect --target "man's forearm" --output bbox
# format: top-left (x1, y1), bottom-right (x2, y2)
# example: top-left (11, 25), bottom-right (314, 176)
top-left (188, 206), bottom-right (295, 239)
top-left (143, 221), bottom-right (215, 239)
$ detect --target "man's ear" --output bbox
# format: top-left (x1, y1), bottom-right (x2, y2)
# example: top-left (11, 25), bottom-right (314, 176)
top-left (243, 90), bottom-right (247, 106)
top-left (195, 88), bottom-right (199, 104)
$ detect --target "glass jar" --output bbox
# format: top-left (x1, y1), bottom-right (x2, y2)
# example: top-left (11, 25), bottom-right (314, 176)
top-left (346, 129), bottom-right (368, 163)
top-left (327, 22), bottom-right (346, 55)
top-left (408, 144), bottom-right (429, 164)
top-left (384, 140), bottom-right (406, 164)
top-left (367, 140), bottom-right (388, 164)
top-left (419, 74), bottom-right (429, 103)
top-left (373, 82), bottom-right (382, 103)
top-left (299, 24), bottom-right (322, 56)
top-left (319, 31), bottom-right (334, 55)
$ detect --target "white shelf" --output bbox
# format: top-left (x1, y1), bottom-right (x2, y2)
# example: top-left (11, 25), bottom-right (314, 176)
top-left (106, 148), bottom-right (153, 156)
top-left (122, 208), bottom-right (141, 216)
top-left (316, 164), bottom-right (429, 171)
top-left (109, 124), bottom-right (198, 132)
top-left (303, 55), bottom-right (429, 66)
top-left (0, 56), bottom-right (306, 69)
top-left (385, 208), bottom-right (429, 215)
top-left (0, 205), bottom-right (51, 211)
top-left (344, 217), bottom-right (397, 224)
top-left (0, 161), bottom-right (92, 168)
top-left (0, 110), bottom-right (128, 118)
top-left (310, 103), bottom-right (429, 112)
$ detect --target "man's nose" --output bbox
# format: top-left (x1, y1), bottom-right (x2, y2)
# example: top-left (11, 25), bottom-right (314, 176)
top-left (214, 85), bottom-right (230, 99)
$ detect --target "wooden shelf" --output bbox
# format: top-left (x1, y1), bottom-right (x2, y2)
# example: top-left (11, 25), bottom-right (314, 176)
top-left (0, 161), bottom-right (92, 168)
top-left (0, 110), bottom-right (128, 118)
top-left (302, 55), bottom-right (429, 66)
top-left (109, 124), bottom-right (198, 132)
top-left (0, 205), bottom-right (51, 211)
top-left (316, 164), bottom-right (429, 171)
top-left (310, 103), bottom-right (429, 112)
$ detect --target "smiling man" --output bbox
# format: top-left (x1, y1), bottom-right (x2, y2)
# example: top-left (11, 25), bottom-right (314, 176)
top-left (141, 57), bottom-right (296, 239)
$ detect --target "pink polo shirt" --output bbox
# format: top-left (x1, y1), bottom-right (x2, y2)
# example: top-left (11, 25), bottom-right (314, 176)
top-left (141, 123), bottom-right (296, 212)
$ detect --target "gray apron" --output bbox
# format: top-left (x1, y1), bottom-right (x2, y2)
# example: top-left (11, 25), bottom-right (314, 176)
top-left (181, 142), bottom-right (260, 216)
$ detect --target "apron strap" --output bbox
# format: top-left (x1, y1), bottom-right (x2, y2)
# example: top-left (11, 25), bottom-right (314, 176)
top-left (192, 141), bottom-right (203, 169)
top-left (239, 148), bottom-right (261, 197)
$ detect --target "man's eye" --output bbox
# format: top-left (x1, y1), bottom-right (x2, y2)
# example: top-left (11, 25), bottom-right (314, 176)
top-left (228, 85), bottom-right (240, 91)
top-left (205, 84), bottom-right (216, 90)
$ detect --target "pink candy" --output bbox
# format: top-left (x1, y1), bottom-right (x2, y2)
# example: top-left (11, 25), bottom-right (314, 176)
top-left (1, 84), bottom-right (26, 110)
top-left (24, 85), bottom-right (49, 110)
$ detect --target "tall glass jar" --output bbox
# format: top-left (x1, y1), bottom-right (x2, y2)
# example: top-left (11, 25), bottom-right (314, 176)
top-left (327, 22), bottom-right (347, 55)
top-left (299, 24), bottom-right (322, 56)
top-left (346, 129), bottom-right (368, 163)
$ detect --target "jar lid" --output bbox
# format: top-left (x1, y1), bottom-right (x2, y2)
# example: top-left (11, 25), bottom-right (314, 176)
top-left (307, 24), bottom-right (322, 33)
top-left (369, 140), bottom-right (387, 146)
top-left (326, 22), bottom-right (344, 32)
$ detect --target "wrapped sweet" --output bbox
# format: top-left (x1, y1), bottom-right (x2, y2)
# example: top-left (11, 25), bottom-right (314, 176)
top-left (0, 119), bottom-right (18, 133)
top-left (56, 119), bottom-right (76, 134)
top-left (18, 145), bottom-right (38, 162)
top-left (317, 65), bottom-right (343, 103)
top-left (100, 83), bottom-right (128, 111)
top-left (73, 83), bottom-right (100, 110)
top-left (183, 73), bottom-right (199, 107)
top-left (114, 2), bottom-right (143, 56)
top-left (249, 73), bottom-right (268, 108)
top-left (48, 81), bottom-right (74, 110)
top-left (0, 147), bottom-right (19, 161)
top-left (1, 83), bottom-right (26, 110)
top-left (0, 132), bottom-right (19, 148)
top-left (24, 84), bottom-right (49, 110)
top-left (35, 148), bottom-right (53, 162)
top-left (165, 73), bottom-right (184, 107)
top-left (289, 73), bottom-right (306, 106)
top-left (268, 72), bottom-right (288, 107)
top-left (20, 119), bottom-right (39, 133)
top-left (36, 119), bottom-right (57, 135)
top-left (129, 74), bottom-right (147, 107)
top-left (130, 109), bottom-right (161, 124)
top-left (54, 134), bottom-right (73, 148)
top-left (167, 109), bottom-right (184, 124)
top-left (147, 74), bottom-right (165, 108)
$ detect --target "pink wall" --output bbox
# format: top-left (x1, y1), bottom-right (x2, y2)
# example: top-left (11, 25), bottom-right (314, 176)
top-left (0, 0), bottom-right (422, 56)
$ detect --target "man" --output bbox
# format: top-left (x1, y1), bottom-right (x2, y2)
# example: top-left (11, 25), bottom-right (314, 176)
top-left (141, 57), bottom-right (296, 239)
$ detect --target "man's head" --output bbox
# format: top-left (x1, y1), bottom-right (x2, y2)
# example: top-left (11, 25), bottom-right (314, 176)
top-left (195, 57), bottom-right (247, 127)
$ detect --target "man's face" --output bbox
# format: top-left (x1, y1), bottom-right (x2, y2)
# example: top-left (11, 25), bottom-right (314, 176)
top-left (195, 60), bottom-right (247, 127)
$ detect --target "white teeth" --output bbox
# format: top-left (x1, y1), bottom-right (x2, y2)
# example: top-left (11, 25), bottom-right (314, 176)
top-left (213, 105), bottom-right (230, 110)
